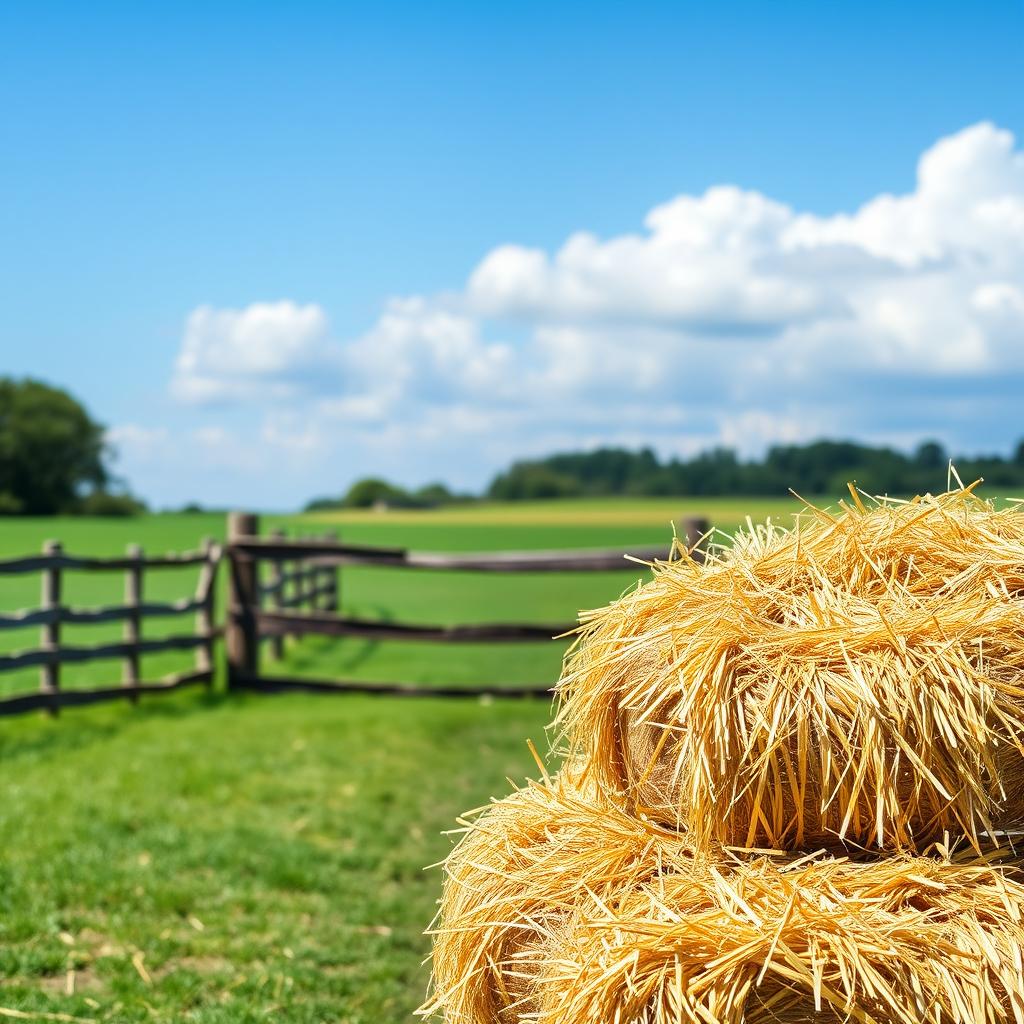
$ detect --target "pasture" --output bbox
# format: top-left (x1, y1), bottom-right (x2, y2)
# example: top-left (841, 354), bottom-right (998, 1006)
top-left (0, 496), bottom-right (801, 1022)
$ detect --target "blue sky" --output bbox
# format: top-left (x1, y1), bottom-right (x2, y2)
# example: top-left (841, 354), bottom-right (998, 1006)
top-left (2, 1), bottom-right (1023, 508)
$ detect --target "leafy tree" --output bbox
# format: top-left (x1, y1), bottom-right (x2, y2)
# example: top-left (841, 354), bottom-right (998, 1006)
top-left (487, 463), bottom-right (582, 501)
top-left (413, 482), bottom-right (458, 507)
top-left (0, 377), bottom-right (110, 515)
top-left (304, 496), bottom-right (344, 512)
top-left (914, 440), bottom-right (947, 471)
top-left (342, 477), bottom-right (420, 508)
top-left (541, 447), bottom-right (659, 495)
top-left (306, 480), bottom-right (473, 512)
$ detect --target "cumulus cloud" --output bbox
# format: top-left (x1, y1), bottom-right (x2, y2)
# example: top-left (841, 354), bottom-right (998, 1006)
top-left (171, 301), bottom-right (337, 403)
top-left (345, 298), bottom-right (517, 406)
top-left (162, 122), bottom-right (1024, 500)
top-left (784, 122), bottom-right (1024, 269)
top-left (465, 121), bottom-right (1024, 384)
top-left (468, 187), bottom-right (834, 333)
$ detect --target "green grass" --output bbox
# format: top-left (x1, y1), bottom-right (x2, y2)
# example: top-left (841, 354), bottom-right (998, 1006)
top-left (0, 690), bottom-right (551, 1022)
top-left (300, 493), bottom-right (802, 528)
top-left (0, 497), bottom-right (803, 1021)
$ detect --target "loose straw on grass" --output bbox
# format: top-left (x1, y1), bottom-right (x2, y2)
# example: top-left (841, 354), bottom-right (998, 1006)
top-left (556, 487), bottom-right (1024, 851)
top-left (420, 768), bottom-right (692, 1023)
top-left (535, 848), bottom-right (1024, 1024)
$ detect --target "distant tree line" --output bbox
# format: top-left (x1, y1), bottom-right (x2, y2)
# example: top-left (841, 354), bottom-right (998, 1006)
top-left (305, 478), bottom-right (474, 511)
top-left (487, 441), bottom-right (1024, 499)
top-left (0, 377), bottom-right (147, 516)
top-left (317, 439), bottom-right (1024, 511)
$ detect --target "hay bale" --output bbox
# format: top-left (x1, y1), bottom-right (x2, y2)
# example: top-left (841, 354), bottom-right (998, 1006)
top-left (728, 483), bottom-right (1024, 601)
top-left (421, 767), bottom-right (692, 1023)
top-left (534, 849), bottom-right (1024, 1024)
top-left (556, 488), bottom-right (1024, 851)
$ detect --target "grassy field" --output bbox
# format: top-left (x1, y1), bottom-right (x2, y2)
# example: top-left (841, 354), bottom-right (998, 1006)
top-left (0, 691), bottom-right (550, 1023)
top-left (301, 494), bottom-right (800, 527)
top-left (0, 496), bottom-right (804, 1022)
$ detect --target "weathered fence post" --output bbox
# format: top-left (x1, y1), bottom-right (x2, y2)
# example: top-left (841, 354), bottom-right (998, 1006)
top-left (123, 543), bottom-right (143, 702)
top-left (302, 534), bottom-right (314, 610)
top-left (292, 532), bottom-right (304, 610)
top-left (316, 531), bottom-right (328, 611)
top-left (40, 539), bottom-right (62, 716)
top-left (287, 545), bottom-right (298, 615)
top-left (226, 512), bottom-right (259, 687)
top-left (195, 536), bottom-right (217, 682)
top-left (325, 528), bottom-right (339, 613)
top-left (269, 528), bottom-right (286, 660)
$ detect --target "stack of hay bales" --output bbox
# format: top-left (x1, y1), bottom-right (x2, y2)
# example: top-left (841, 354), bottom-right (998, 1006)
top-left (421, 487), bottom-right (1024, 1024)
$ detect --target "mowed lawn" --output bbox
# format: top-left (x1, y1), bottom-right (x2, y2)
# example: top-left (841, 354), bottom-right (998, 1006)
top-left (0, 496), bottom-right (802, 1023)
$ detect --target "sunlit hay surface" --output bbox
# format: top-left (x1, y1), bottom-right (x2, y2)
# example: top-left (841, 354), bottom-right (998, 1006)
top-left (535, 849), bottom-right (1024, 1024)
top-left (556, 487), bottom-right (1024, 852)
top-left (420, 767), bottom-right (693, 1024)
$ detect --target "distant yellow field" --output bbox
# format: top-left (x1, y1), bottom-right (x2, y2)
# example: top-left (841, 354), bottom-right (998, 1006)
top-left (301, 494), bottom-right (823, 530)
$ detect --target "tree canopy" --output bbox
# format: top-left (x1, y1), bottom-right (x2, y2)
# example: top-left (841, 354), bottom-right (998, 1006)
top-left (486, 440), bottom-right (1024, 500)
top-left (308, 438), bottom-right (1024, 513)
top-left (0, 377), bottom-right (142, 515)
top-left (305, 479), bottom-right (467, 512)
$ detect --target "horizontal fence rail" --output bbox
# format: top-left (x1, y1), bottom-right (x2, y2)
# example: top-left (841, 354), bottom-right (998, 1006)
top-left (254, 609), bottom-right (576, 644)
top-left (0, 669), bottom-right (212, 716)
top-left (0, 632), bottom-right (219, 672)
top-left (0, 538), bottom-right (221, 718)
top-left (225, 511), bottom-right (710, 700)
top-left (231, 673), bottom-right (553, 700)
top-left (231, 537), bottom-right (677, 572)
top-left (0, 595), bottom-right (208, 630)
top-left (0, 549), bottom-right (214, 575)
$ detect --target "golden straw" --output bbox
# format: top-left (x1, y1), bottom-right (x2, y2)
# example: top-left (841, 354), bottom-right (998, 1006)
top-left (556, 487), bottom-right (1024, 851)
top-left (420, 768), bottom-right (692, 1023)
top-left (535, 848), bottom-right (1024, 1024)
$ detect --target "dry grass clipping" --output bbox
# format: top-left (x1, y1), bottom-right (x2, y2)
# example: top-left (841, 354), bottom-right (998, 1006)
top-left (556, 486), bottom-right (1024, 851)
top-left (534, 848), bottom-right (1024, 1024)
top-left (420, 767), bottom-right (692, 1024)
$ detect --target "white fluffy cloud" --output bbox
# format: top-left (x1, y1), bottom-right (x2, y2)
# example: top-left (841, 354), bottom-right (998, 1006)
top-left (344, 298), bottom-right (517, 406)
top-left (784, 123), bottom-right (1024, 269)
top-left (171, 301), bottom-right (336, 403)
top-left (468, 188), bottom-right (829, 331)
top-left (464, 121), bottom-right (1024, 381)
top-left (163, 122), bottom-right (1024, 499)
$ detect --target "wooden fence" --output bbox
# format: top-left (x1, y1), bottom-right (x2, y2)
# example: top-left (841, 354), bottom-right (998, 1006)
top-left (0, 539), bottom-right (221, 716)
top-left (0, 512), bottom-right (709, 717)
top-left (225, 512), bottom-right (708, 700)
